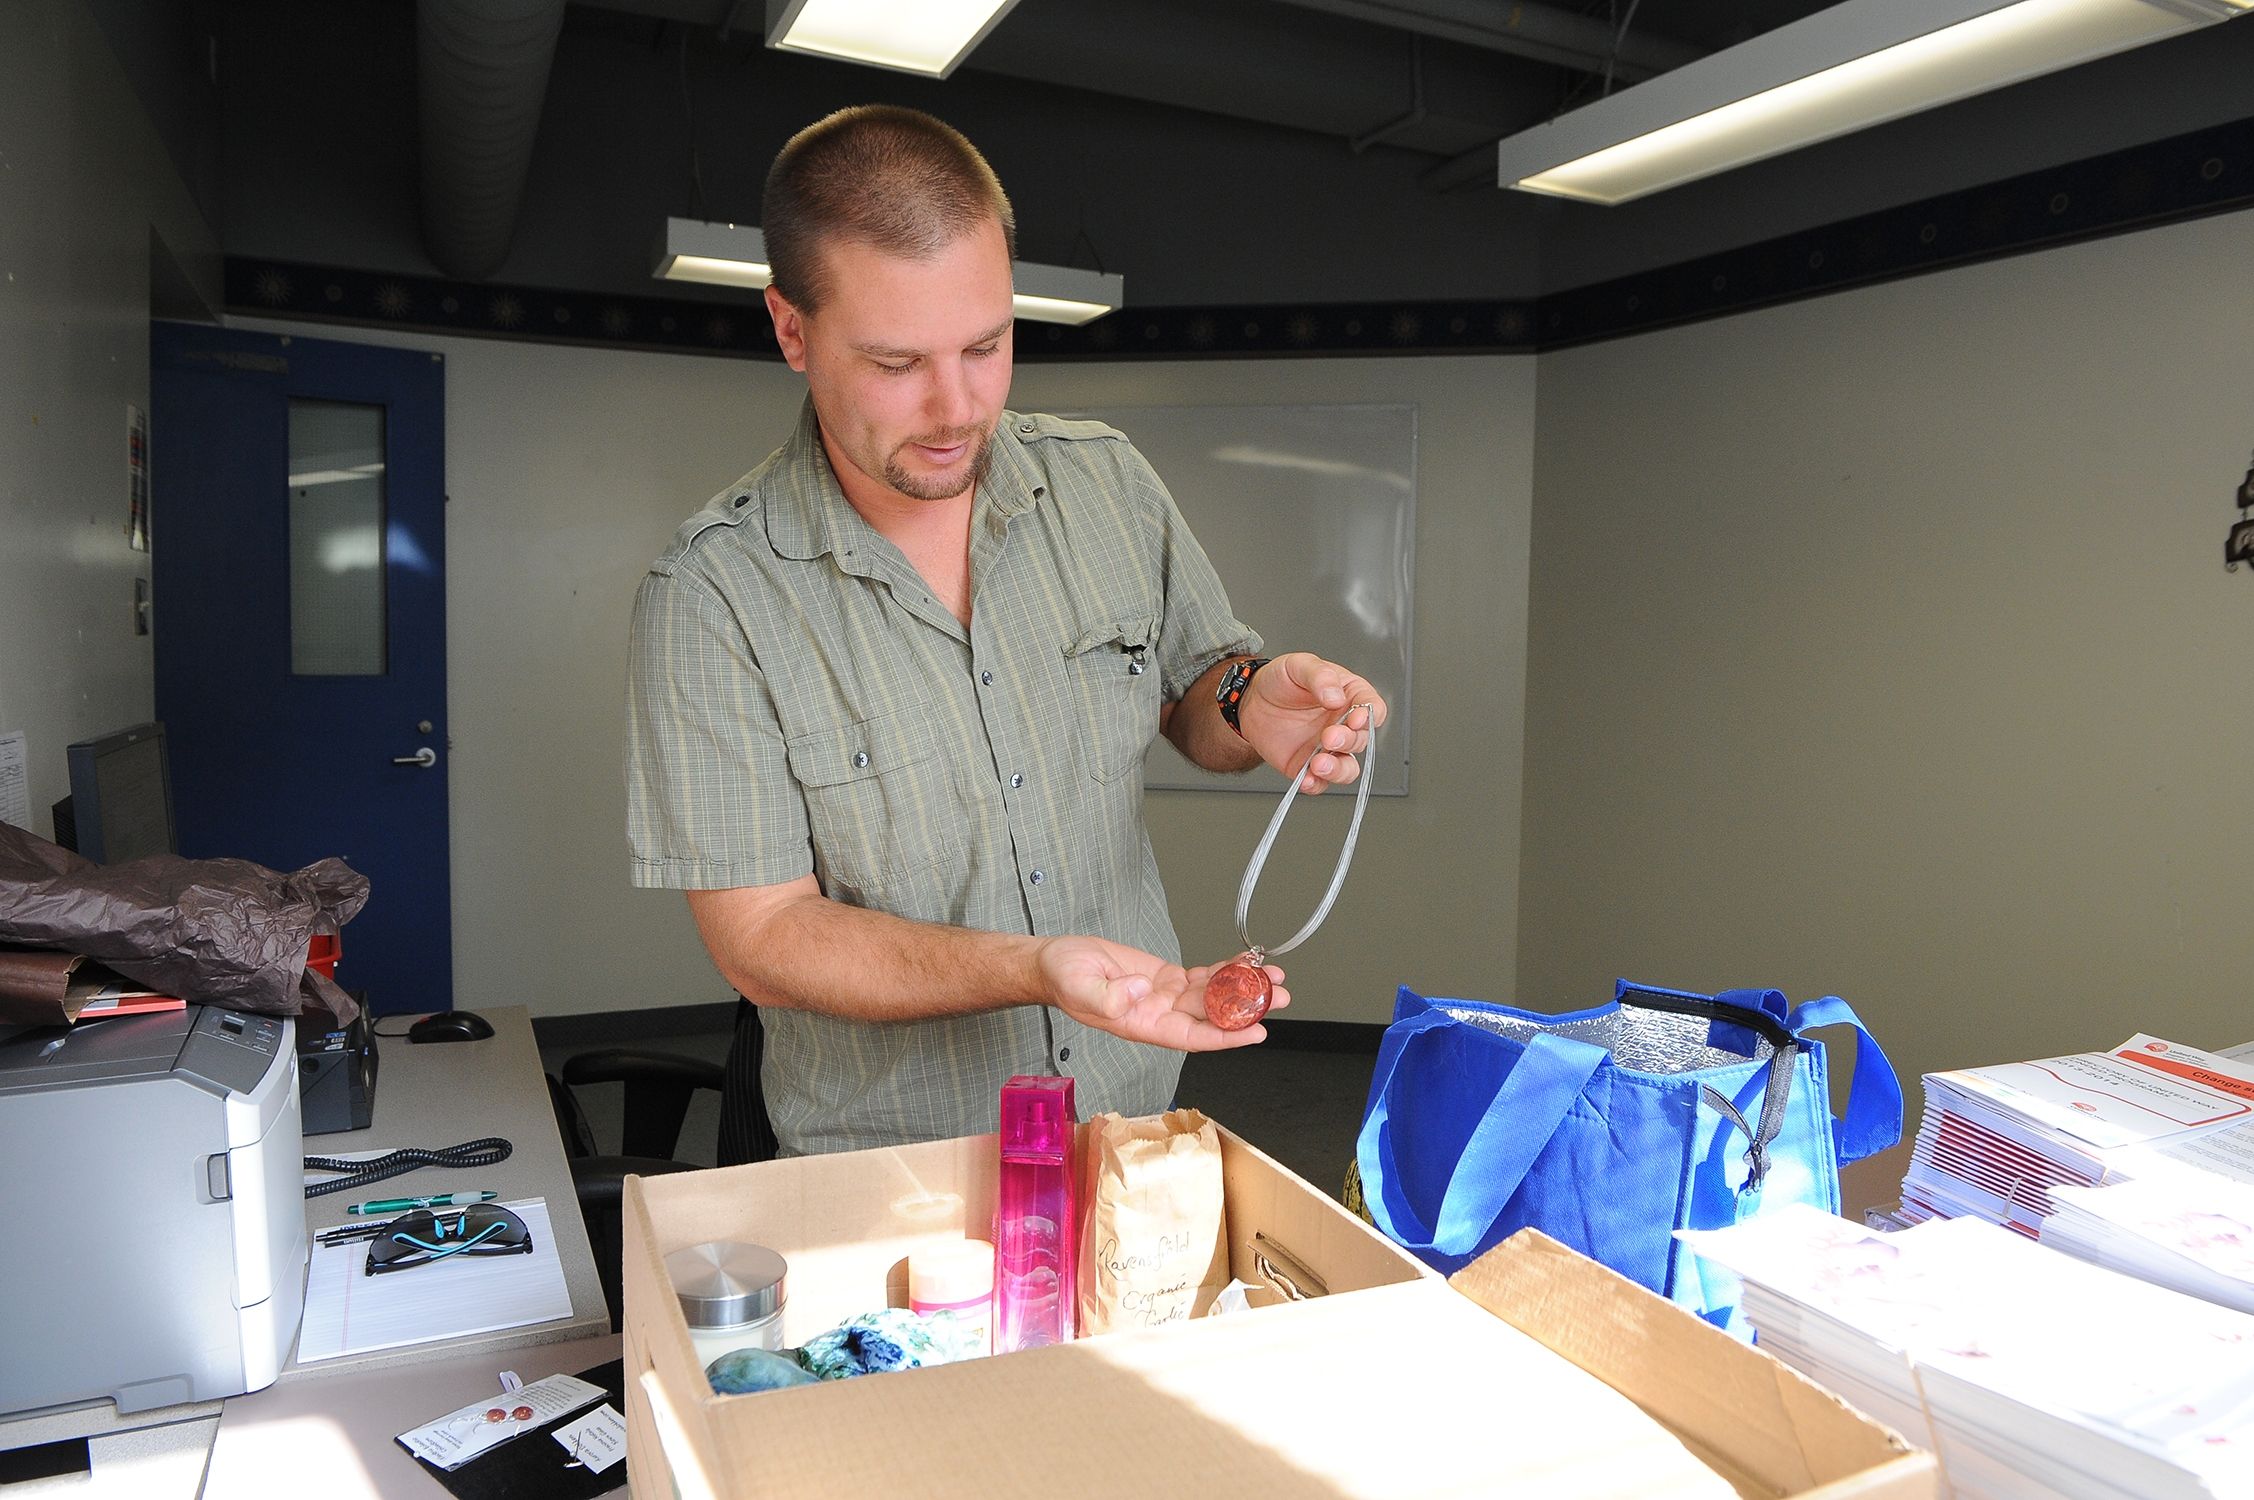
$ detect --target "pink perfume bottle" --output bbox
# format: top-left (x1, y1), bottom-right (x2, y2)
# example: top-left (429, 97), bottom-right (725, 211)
top-left (992, 1075), bottom-right (1076, 1353)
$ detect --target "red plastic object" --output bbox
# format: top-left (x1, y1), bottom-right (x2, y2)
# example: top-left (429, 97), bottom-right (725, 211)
top-left (306, 932), bottom-right (341, 979)
top-left (1204, 960), bottom-right (1272, 1031)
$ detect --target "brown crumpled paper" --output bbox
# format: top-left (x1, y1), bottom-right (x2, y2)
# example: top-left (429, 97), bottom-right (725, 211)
top-left (0, 821), bottom-right (366, 1024)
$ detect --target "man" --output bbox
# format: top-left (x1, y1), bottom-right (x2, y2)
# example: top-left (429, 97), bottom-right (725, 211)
top-left (626, 105), bottom-right (1385, 1157)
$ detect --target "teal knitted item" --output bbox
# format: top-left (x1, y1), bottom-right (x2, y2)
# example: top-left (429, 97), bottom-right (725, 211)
top-left (794, 1308), bottom-right (959, 1379)
top-left (704, 1345), bottom-right (819, 1396)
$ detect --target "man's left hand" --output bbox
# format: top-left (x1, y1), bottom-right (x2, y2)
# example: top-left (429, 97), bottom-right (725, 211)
top-left (1238, 652), bottom-right (1388, 794)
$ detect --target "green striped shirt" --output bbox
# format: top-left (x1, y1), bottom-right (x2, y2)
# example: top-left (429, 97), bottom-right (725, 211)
top-left (626, 400), bottom-right (1260, 1155)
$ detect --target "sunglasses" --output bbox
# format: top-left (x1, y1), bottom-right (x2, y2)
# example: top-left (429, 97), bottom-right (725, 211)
top-left (363, 1204), bottom-right (535, 1276)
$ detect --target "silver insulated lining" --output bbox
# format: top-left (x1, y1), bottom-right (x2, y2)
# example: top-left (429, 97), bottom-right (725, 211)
top-left (1443, 1004), bottom-right (1773, 1075)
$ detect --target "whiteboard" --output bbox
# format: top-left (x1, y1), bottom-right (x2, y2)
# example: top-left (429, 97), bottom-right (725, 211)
top-left (1068, 403), bottom-right (1416, 795)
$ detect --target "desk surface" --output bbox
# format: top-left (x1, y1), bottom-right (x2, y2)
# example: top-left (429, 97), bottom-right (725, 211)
top-left (288, 1004), bottom-right (609, 1381)
top-left (206, 1333), bottom-right (623, 1499)
top-left (0, 1003), bottom-right (606, 1457)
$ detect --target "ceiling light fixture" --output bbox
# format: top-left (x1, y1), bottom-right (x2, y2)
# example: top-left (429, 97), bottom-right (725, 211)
top-left (1495, 0), bottom-right (2252, 206)
top-left (1005, 262), bottom-right (1127, 327)
top-left (654, 218), bottom-right (1124, 326)
top-left (763, 0), bottom-right (1026, 78)
top-left (653, 220), bottom-right (776, 291)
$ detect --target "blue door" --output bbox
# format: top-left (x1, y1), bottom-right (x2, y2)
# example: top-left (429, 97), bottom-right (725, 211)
top-left (152, 323), bottom-right (451, 1016)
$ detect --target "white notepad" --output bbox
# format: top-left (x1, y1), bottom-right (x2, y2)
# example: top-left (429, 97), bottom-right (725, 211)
top-left (296, 1198), bottom-right (574, 1362)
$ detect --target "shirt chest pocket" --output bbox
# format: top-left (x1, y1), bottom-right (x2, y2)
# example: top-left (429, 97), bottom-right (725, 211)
top-left (783, 705), bottom-right (964, 893)
top-left (1064, 611), bottom-right (1161, 784)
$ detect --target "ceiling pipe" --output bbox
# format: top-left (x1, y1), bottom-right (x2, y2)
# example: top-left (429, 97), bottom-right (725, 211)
top-left (1422, 137), bottom-right (1506, 191)
top-left (1267, 0), bottom-right (1705, 84)
top-left (716, 0), bottom-right (759, 43)
top-left (417, 0), bottom-right (569, 280)
top-left (1350, 35), bottom-right (1427, 152)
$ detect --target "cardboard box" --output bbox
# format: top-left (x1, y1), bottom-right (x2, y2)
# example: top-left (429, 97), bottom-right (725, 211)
top-left (622, 1125), bottom-right (1936, 1499)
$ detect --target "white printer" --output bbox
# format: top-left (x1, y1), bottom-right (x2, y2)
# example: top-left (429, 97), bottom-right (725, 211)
top-left (0, 1004), bottom-right (307, 1417)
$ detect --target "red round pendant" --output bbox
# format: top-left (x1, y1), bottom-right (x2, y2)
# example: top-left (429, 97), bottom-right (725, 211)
top-left (1205, 961), bottom-right (1272, 1031)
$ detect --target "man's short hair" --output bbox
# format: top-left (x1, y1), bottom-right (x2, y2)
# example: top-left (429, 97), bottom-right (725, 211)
top-left (762, 105), bottom-right (1017, 313)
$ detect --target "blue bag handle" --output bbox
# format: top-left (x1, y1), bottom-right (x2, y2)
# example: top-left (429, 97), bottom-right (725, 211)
top-left (1622, 982), bottom-right (1804, 1191)
top-left (1356, 1008), bottom-right (1607, 1259)
top-left (1784, 995), bottom-right (1903, 1167)
top-left (1624, 982), bottom-right (1903, 1170)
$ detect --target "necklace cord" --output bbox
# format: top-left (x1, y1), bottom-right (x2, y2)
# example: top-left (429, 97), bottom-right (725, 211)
top-left (1233, 705), bottom-right (1378, 962)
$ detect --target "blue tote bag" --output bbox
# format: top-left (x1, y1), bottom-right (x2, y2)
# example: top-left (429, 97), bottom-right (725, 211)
top-left (1354, 980), bottom-right (1902, 1334)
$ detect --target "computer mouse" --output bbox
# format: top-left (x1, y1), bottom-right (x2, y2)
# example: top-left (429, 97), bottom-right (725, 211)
top-left (406, 1010), bottom-right (495, 1044)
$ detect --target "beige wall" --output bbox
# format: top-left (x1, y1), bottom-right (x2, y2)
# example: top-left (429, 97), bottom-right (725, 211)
top-left (228, 325), bottom-right (1534, 1025)
top-left (1016, 359), bottom-right (1535, 1026)
top-left (0, 0), bottom-right (220, 829)
top-left (1519, 207), bottom-right (2254, 1139)
top-left (232, 322), bottom-right (793, 1022)
top-left (239, 202), bottom-right (2254, 1063)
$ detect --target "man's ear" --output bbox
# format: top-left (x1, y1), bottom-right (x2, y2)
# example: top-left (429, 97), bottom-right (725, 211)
top-left (765, 285), bottom-right (809, 372)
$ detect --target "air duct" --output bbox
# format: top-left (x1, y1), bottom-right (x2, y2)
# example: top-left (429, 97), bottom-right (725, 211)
top-left (1267, 0), bottom-right (1704, 83)
top-left (417, 0), bottom-right (568, 280)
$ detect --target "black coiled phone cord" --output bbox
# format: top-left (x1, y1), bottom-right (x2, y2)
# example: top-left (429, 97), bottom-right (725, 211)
top-left (303, 1137), bottom-right (514, 1198)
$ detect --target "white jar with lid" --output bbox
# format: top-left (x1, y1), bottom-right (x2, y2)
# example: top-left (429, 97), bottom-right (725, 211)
top-left (665, 1241), bottom-right (788, 1367)
top-left (909, 1238), bottom-right (995, 1358)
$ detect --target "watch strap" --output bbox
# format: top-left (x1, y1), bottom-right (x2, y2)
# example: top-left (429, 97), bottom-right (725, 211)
top-left (1216, 656), bottom-right (1271, 737)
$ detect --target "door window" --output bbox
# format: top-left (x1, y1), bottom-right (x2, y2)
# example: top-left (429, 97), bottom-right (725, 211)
top-left (286, 399), bottom-right (388, 676)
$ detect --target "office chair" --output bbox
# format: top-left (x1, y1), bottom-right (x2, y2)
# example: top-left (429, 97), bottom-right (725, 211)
top-left (548, 1000), bottom-right (777, 1331)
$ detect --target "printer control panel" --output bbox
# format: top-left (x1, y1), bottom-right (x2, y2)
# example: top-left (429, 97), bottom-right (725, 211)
top-left (179, 1006), bottom-right (288, 1098)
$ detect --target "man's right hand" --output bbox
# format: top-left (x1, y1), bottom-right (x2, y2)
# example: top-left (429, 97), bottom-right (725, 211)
top-left (1039, 935), bottom-right (1288, 1050)
top-left (687, 881), bottom-right (1287, 1047)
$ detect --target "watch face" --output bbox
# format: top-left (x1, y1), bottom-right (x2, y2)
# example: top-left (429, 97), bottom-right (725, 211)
top-left (1222, 658), bottom-right (1267, 694)
top-left (1218, 658), bottom-right (1264, 729)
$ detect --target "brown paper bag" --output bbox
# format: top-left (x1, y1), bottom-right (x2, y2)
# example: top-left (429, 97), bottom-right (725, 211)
top-left (1078, 1109), bottom-right (1231, 1335)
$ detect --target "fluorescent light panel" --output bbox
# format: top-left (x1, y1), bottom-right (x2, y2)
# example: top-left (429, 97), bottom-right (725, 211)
top-left (654, 219), bottom-right (1124, 326)
top-left (1498, 0), bottom-right (2252, 205)
top-left (1010, 263), bottom-right (1126, 327)
top-left (764, 0), bottom-right (1025, 78)
top-left (655, 221), bottom-right (773, 288)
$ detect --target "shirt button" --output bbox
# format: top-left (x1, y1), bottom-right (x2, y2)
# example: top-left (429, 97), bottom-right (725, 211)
top-left (1029, 869), bottom-right (1045, 886)
top-left (1010, 772), bottom-right (1024, 789)
top-left (1128, 660), bottom-right (1145, 676)
top-left (852, 751), bottom-right (870, 769)
top-left (981, 671), bottom-right (994, 687)
top-left (1058, 1046), bottom-right (1072, 1063)
top-left (1018, 419), bottom-right (1035, 435)
top-left (732, 494), bottom-right (749, 508)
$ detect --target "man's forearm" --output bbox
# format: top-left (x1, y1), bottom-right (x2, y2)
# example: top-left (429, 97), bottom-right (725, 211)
top-left (1164, 656), bottom-right (1265, 774)
top-left (688, 882), bottom-right (1047, 1025)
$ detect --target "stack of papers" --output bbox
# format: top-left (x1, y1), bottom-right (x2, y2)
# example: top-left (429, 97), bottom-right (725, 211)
top-left (1900, 1035), bottom-right (2254, 1238)
top-left (1682, 1206), bottom-right (2254, 1500)
top-left (2044, 1175), bottom-right (2254, 1317)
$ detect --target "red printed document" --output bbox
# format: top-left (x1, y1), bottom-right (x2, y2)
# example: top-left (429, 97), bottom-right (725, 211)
top-left (1933, 1035), bottom-right (2254, 1151)
top-left (71, 987), bottom-right (187, 1020)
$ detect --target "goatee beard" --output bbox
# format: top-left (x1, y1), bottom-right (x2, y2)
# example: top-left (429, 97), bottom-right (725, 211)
top-left (884, 428), bottom-right (993, 501)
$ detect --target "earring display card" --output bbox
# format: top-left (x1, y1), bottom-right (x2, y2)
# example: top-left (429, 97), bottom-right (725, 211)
top-left (396, 1358), bottom-right (628, 1500)
top-left (548, 1403), bottom-right (627, 1475)
top-left (398, 1372), bottom-right (606, 1470)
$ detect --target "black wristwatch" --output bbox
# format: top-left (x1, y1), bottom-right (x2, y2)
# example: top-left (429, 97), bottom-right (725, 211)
top-left (1215, 656), bottom-right (1271, 738)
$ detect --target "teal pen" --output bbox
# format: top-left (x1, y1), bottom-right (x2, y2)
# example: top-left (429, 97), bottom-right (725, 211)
top-left (345, 1191), bottom-right (500, 1215)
